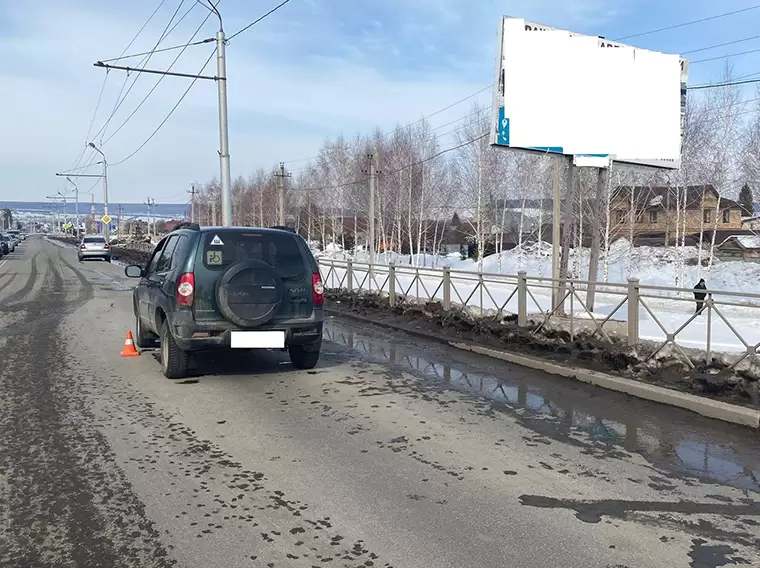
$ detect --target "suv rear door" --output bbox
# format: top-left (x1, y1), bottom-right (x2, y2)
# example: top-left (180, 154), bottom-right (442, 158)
top-left (193, 230), bottom-right (316, 325)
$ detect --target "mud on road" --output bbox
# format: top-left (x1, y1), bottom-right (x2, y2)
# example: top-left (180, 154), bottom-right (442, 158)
top-left (0, 243), bottom-right (173, 567)
top-left (1, 238), bottom-right (758, 568)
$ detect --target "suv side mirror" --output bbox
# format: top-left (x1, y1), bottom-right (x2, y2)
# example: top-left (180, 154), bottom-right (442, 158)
top-left (124, 265), bottom-right (144, 278)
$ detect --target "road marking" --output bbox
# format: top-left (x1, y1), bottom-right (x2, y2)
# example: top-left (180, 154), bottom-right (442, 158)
top-left (0, 259), bottom-right (7, 270)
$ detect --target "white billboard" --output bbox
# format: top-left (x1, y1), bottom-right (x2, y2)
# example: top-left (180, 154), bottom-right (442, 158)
top-left (490, 18), bottom-right (688, 169)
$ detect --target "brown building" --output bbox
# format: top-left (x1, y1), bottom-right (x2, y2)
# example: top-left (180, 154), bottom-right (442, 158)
top-left (610, 185), bottom-right (743, 243)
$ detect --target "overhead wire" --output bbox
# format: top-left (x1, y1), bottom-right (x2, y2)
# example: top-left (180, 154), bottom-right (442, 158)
top-left (98, 38), bottom-right (215, 63)
top-left (65, 0), bottom-right (171, 174)
top-left (96, 0), bottom-right (195, 145)
top-left (227, 0), bottom-right (291, 41)
top-left (101, 8), bottom-right (217, 146)
top-left (108, 0), bottom-right (299, 167)
top-left (282, 13), bottom-right (760, 172)
top-left (110, 49), bottom-right (216, 166)
top-left (612, 5), bottom-right (760, 41)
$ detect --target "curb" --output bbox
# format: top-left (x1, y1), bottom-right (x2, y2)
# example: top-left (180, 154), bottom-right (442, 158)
top-left (326, 306), bottom-right (760, 430)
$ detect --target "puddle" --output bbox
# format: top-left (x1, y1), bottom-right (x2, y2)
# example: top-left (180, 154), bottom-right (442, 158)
top-left (324, 319), bottom-right (760, 493)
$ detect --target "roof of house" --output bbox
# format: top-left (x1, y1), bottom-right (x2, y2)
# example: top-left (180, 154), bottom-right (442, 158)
top-left (612, 185), bottom-right (741, 211)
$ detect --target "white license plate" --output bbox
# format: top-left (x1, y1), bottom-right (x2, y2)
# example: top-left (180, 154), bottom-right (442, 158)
top-left (230, 330), bottom-right (285, 349)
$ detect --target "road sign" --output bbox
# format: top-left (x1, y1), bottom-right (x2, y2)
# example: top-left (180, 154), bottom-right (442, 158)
top-left (100, 214), bottom-right (112, 225)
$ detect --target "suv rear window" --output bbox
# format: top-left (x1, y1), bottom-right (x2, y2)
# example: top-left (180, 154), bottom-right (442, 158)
top-left (201, 231), bottom-right (306, 280)
top-left (83, 237), bottom-right (106, 243)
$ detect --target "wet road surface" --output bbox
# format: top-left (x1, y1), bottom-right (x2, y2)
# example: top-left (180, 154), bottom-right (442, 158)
top-left (0, 237), bottom-right (758, 568)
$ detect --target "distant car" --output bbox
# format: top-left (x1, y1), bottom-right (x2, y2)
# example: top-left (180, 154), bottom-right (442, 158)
top-left (78, 235), bottom-right (111, 262)
top-left (124, 223), bottom-right (325, 379)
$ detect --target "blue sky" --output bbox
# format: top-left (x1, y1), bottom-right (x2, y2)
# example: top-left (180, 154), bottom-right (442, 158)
top-left (1, 0), bottom-right (759, 203)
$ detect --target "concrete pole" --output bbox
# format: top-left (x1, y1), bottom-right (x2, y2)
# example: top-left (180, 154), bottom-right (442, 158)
top-left (586, 167), bottom-right (608, 311)
top-left (278, 162), bottom-right (285, 226)
top-left (368, 153), bottom-right (376, 266)
top-left (551, 157), bottom-right (562, 310)
top-left (557, 156), bottom-right (577, 315)
top-left (216, 30), bottom-right (232, 227)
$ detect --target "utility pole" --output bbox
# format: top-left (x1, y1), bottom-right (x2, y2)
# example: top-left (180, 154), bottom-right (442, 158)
top-left (187, 184), bottom-right (196, 223)
top-left (274, 162), bottom-right (291, 226)
top-left (145, 197), bottom-right (156, 237)
top-left (216, 27), bottom-right (232, 227)
top-left (551, 157), bottom-right (562, 310)
top-left (557, 157), bottom-right (577, 315)
top-left (361, 153), bottom-right (380, 266)
top-left (117, 204), bottom-right (123, 241)
top-left (91, 3), bottom-right (232, 227)
top-left (55, 171), bottom-right (103, 234)
top-left (88, 143), bottom-right (109, 241)
top-left (586, 167), bottom-right (609, 311)
top-left (45, 196), bottom-right (63, 232)
top-left (66, 177), bottom-right (80, 236)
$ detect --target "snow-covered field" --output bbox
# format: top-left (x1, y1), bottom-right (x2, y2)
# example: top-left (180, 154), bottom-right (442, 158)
top-left (317, 240), bottom-right (760, 358)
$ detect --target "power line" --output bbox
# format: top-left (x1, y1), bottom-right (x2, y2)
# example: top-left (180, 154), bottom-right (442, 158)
top-left (691, 46), bottom-right (760, 65)
top-left (289, 133), bottom-right (489, 194)
top-left (283, 85), bottom-right (492, 165)
top-left (688, 77), bottom-right (760, 90)
top-left (111, 50), bottom-right (216, 166)
top-left (65, 0), bottom-right (171, 174)
top-left (227, 0), bottom-right (291, 41)
top-left (99, 37), bottom-right (214, 63)
top-left (682, 34), bottom-right (760, 55)
top-left (95, 0), bottom-right (197, 145)
top-left (613, 5), bottom-right (760, 41)
top-left (100, 7), bottom-right (216, 146)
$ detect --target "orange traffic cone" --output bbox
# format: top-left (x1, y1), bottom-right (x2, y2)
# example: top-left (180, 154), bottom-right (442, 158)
top-left (121, 331), bottom-right (141, 357)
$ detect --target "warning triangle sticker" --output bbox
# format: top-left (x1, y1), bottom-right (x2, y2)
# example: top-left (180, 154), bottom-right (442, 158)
top-left (210, 234), bottom-right (224, 246)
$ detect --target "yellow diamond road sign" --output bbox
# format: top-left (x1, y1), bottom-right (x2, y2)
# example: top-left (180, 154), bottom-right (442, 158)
top-left (100, 215), bottom-right (112, 225)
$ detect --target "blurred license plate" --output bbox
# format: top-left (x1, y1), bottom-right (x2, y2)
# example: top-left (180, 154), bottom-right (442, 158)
top-left (230, 331), bottom-right (285, 349)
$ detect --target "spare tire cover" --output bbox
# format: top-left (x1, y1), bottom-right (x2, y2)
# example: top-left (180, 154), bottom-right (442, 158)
top-left (216, 260), bottom-right (283, 327)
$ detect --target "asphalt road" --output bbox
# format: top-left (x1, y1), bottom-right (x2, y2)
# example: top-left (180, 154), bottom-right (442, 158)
top-left (0, 237), bottom-right (759, 568)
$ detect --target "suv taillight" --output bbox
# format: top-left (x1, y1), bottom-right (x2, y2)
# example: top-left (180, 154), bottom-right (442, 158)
top-left (80, 243), bottom-right (86, 249)
top-left (103, 243), bottom-right (110, 249)
top-left (176, 273), bottom-right (195, 306)
top-left (312, 273), bottom-right (324, 305)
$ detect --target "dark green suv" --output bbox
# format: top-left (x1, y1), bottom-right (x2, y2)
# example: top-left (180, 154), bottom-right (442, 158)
top-left (124, 223), bottom-right (324, 379)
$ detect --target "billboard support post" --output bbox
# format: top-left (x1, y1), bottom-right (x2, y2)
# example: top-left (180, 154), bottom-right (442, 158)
top-left (551, 156), bottom-right (561, 311)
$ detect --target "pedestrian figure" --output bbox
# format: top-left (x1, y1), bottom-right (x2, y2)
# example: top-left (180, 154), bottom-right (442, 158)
top-left (694, 278), bottom-right (707, 315)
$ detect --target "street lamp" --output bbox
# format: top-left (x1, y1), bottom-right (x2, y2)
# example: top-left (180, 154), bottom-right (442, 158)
top-left (57, 190), bottom-right (68, 230)
top-left (88, 142), bottom-right (110, 241)
top-left (65, 177), bottom-right (80, 235)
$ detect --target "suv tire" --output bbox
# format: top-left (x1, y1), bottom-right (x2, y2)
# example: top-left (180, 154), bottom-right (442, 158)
top-left (160, 320), bottom-right (190, 379)
top-left (289, 342), bottom-right (321, 370)
top-left (135, 315), bottom-right (156, 349)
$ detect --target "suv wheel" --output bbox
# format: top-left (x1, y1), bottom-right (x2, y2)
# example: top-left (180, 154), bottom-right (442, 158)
top-left (160, 320), bottom-right (190, 379)
top-left (289, 342), bottom-right (321, 370)
top-left (134, 315), bottom-right (156, 349)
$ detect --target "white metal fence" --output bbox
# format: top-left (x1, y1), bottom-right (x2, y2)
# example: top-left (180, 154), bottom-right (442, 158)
top-left (319, 258), bottom-right (760, 370)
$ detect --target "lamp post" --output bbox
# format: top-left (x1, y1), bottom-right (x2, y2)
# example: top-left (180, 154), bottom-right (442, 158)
top-left (88, 142), bottom-right (110, 241)
top-left (57, 190), bottom-right (68, 231)
top-left (65, 177), bottom-right (80, 236)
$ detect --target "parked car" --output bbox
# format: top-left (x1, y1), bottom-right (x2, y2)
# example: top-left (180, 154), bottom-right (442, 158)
top-left (78, 235), bottom-right (111, 262)
top-left (124, 223), bottom-right (325, 379)
top-left (1, 234), bottom-right (14, 254)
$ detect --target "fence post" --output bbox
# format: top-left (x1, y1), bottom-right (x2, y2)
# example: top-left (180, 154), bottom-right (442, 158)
top-left (627, 278), bottom-right (640, 346)
top-left (346, 259), bottom-right (353, 292)
top-left (442, 267), bottom-right (451, 310)
top-left (517, 271), bottom-right (527, 327)
top-left (388, 263), bottom-right (396, 307)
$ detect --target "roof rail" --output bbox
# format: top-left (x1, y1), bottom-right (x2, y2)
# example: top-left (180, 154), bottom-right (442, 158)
top-left (171, 222), bottom-right (201, 232)
top-left (269, 225), bottom-right (296, 233)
